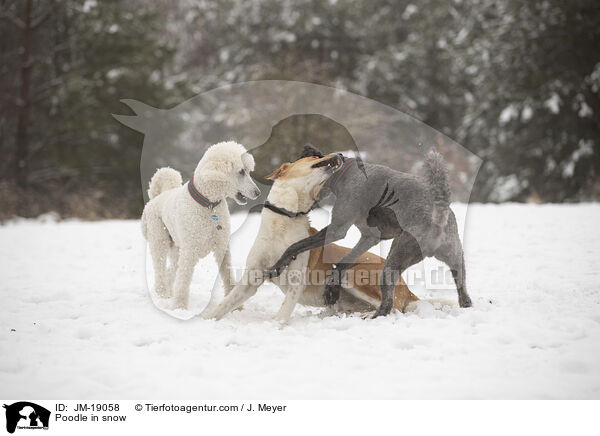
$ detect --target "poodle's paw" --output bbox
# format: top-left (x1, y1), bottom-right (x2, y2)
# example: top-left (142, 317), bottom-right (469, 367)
top-left (172, 299), bottom-right (188, 311)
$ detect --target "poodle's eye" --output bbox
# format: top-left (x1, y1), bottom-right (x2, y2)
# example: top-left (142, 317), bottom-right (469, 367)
top-left (239, 169), bottom-right (246, 176)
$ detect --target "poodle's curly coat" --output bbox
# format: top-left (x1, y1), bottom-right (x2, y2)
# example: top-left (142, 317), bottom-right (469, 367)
top-left (141, 141), bottom-right (260, 309)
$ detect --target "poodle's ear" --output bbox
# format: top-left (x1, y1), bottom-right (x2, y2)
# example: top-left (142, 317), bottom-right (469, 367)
top-left (200, 159), bottom-right (234, 183)
top-left (241, 152), bottom-right (255, 171)
top-left (265, 163), bottom-right (291, 180)
top-left (299, 143), bottom-right (324, 159)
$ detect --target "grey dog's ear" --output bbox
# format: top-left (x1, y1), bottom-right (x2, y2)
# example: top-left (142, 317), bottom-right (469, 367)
top-left (299, 143), bottom-right (324, 159)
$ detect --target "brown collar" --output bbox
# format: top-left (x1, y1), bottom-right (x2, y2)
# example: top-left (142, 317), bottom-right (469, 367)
top-left (187, 175), bottom-right (221, 209)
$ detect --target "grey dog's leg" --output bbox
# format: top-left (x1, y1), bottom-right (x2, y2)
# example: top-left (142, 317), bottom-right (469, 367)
top-left (266, 199), bottom-right (359, 278)
top-left (434, 232), bottom-right (472, 308)
top-left (265, 226), bottom-right (329, 278)
top-left (374, 232), bottom-right (423, 318)
top-left (266, 223), bottom-right (351, 278)
top-left (324, 234), bottom-right (379, 305)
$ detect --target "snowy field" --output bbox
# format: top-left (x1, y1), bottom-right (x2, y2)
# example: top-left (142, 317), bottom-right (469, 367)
top-left (1, 203), bottom-right (600, 399)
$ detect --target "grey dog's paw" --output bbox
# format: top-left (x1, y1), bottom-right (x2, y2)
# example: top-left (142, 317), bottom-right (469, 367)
top-left (323, 284), bottom-right (341, 306)
top-left (459, 293), bottom-right (473, 308)
top-left (371, 301), bottom-right (393, 318)
top-left (264, 255), bottom-right (295, 279)
top-left (323, 279), bottom-right (341, 306)
top-left (323, 269), bottom-right (341, 305)
top-left (264, 267), bottom-right (280, 279)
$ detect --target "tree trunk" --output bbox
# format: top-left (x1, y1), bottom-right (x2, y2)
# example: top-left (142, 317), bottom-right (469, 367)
top-left (15, 0), bottom-right (32, 187)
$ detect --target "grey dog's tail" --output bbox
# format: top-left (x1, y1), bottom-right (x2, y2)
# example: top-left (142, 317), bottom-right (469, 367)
top-left (424, 150), bottom-right (450, 227)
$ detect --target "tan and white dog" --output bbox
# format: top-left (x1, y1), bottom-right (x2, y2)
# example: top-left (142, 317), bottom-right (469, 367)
top-left (203, 153), bottom-right (418, 323)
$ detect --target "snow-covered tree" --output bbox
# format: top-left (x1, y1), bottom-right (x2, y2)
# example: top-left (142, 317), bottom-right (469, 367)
top-left (460, 0), bottom-right (600, 201)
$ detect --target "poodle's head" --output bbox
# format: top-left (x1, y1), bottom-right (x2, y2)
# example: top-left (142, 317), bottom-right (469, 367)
top-left (196, 141), bottom-right (260, 205)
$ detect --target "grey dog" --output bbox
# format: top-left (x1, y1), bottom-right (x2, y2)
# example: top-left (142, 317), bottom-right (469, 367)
top-left (265, 144), bottom-right (472, 317)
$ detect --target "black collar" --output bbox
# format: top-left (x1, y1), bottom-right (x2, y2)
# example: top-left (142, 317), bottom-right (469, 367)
top-left (263, 200), bottom-right (315, 218)
top-left (187, 175), bottom-right (221, 209)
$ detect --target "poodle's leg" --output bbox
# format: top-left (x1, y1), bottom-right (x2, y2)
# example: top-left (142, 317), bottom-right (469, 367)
top-left (215, 247), bottom-right (235, 296)
top-left (172, 248), bottom-right (200, 310)
top-left (141, 211), bottom-right (148, 239)
top-left (148, 228), bottom-right (171, 298)
top-left (166, 244), bottom-right (179, 296)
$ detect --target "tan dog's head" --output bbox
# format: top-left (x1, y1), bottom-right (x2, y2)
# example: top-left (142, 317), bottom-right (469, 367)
top-left (265, 152), bottom-right (342, 202)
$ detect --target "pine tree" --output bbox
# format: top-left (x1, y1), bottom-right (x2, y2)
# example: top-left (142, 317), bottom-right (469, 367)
top-left (0, 0), bottom-right (187, 218)
top-left (461, 0), bottom-right (600, 201)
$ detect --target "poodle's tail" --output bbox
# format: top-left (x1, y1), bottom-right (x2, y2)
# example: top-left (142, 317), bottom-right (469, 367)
top-left (148, 167), bottom-right (182, 199)
top-left (424, 150), bottom-right (451, 227)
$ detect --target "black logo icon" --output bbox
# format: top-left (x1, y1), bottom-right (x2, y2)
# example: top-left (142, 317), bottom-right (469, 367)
top-left (3, 402), bottom-right (50, 434)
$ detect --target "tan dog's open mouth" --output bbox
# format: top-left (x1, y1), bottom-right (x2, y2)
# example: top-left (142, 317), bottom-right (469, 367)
top-left (311, 154), bottom-right (342, 171)
top-left (312, 154), bottom-right (343, 200)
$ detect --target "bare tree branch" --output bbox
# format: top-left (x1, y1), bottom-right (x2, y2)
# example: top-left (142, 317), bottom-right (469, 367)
top-left (0, 0), bottom-right (18, 16)
top-left (31, 9), bottom-right (51, 29)
top-left (0, 11), bottom-right (25, 29)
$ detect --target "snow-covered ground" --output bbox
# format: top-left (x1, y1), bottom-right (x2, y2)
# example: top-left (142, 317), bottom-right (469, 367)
top-left (1, 203), bottom-right (600, 399)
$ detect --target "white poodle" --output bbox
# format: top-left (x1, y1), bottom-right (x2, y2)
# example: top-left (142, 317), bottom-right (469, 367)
top-left (141, 141), bottom-right (260, 309)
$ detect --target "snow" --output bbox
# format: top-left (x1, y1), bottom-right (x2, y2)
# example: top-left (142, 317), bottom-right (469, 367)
top-left (544, 94), bottom-right (560, 114)
top-left (499, 105), bottom-right (518, 124)
top-left (1, 203), bottom-right (600, 399)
